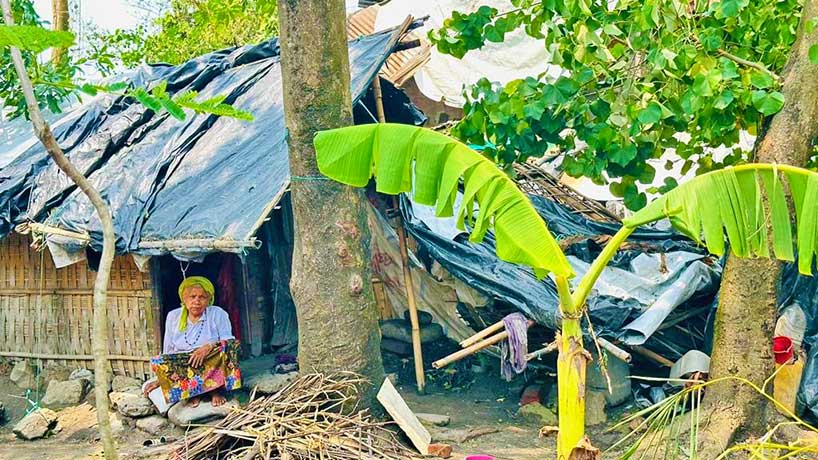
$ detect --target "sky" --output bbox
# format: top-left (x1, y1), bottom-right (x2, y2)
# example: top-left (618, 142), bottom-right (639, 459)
top-left (32, 0), bottom-right (361, 32)
top-left (32, 0), bottom-right (140, 32)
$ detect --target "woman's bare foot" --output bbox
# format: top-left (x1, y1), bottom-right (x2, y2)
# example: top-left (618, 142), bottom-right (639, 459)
top-left (187, 396), bottom-right (201, 408)
top-left (211, 392), bottom-right (226, 407)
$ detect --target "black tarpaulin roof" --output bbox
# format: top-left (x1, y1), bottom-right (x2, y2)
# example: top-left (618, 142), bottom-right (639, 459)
top-left (0, 28), bottom-right (407, 261)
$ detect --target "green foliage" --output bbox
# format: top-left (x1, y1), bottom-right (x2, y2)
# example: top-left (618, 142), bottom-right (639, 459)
top-left (0, 25), bottom-right (74, 52)
top-left (313, 123), bottom-right (573, 279)
top-left (624, 164), bottom-right (818, 275)
top-left (93, 0), bottom-right (279, 67)
top-left (2, 1), bottom-right (253, 123)
top-left (70, 79), bottom-right (254, 122)
top-left (430, 0), bottom-right (809, 209)
top-left (1, 0), bottom-right (78, 119)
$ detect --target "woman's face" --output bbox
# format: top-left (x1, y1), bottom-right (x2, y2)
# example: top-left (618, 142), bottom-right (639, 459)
top-left (183, 285), bottom-right (210, 318)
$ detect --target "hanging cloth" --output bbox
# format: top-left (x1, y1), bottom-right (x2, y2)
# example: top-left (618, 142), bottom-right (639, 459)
top-left (500, 313), bottom-right (529, 381)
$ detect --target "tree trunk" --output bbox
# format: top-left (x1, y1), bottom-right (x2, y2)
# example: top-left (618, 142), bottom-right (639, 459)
top-left (51, 0), bottom-right (69, 65)
top-left (276, 0), bottom-right (385, 407)
top-left (699, 1), bottom-right (818, 456)
top-left (2, 3), bottom-right (118, 459)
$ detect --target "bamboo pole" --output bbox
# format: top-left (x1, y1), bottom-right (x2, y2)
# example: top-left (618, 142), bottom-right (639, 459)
top-left (0, 351), bottom-right (150, 361)
top-left (628, 344), bottom-right (674, 367)
top-left (598, 337), bottom-right (632, 363)
top-left (433, 320), bottom-right (534, 369)
top-left (524, 341), bottom-right (558, 361)
top-left (373, 76), bottom-right (426, 393)
top-left (459, 320), bottom-right (504, 348)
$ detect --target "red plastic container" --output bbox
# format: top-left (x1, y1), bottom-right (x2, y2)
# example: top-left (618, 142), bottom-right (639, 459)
top-left (773, 336), bottom-right (794, 364)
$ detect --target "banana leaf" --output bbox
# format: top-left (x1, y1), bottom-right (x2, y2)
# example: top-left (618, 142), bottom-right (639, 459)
top-left (624, 164), bottom-right (818, 275)
top-left (314, 123), bottom-right (573, 279)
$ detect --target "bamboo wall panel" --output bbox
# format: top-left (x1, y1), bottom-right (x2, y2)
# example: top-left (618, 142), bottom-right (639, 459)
top-left (0, 234), bottom-right (157, 378)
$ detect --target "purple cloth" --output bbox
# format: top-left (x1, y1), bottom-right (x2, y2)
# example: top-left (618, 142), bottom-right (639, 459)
top-left (500, 313), bottom-right (529, 381)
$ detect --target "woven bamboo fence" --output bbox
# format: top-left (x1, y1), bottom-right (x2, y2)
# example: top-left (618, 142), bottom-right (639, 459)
top-left (0, 233), bottom-right (158, 378)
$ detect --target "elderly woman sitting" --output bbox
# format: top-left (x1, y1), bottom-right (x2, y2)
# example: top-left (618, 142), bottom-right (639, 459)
top-left (143, 276), bottom-right (241, 409)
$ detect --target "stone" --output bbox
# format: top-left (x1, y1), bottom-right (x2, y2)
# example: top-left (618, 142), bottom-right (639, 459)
top-left (41, 379), bottom-right (88, 408)
top-left (10, 360), bottom-right (38, 390)
top-left (516, 402), bottom-right (558, 426)
top-left (69, 368), bottom-right (94, 387)
top-left (109, 391), bottom-right (155, 418)
top-left (112, 375), bottom-right (142, 393)
top-left (380, 319), bottom-right (444, 344)
top-left (380, 338), bottom-right (413, 356)
top-left (246, 371), bottom-right (298, 395)
top-left (403, 309), bottom-right (434, 326)
top-left (136, 415), bottom-right (171, 435)
top-left (585, 391), bottom-right (608, 426)
top-left (416, 413), bottom-right (450, 427)
top-left (430, 426), bottom-right (499, 444)
top-left (13, 408), bottom-right (57, 440)
top-left (167, 400), bottom-right (236, 427)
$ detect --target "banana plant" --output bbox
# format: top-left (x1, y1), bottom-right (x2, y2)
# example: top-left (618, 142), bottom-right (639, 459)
top-left (314, 123), bottom-right (818, 460)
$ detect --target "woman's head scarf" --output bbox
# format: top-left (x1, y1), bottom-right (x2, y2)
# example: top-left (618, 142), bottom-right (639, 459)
top-left (177, 276), bottom-right (215, 332)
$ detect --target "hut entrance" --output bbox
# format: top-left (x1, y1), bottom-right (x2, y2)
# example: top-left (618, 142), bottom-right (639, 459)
top-left (151, 196), bottom-right (298, 360)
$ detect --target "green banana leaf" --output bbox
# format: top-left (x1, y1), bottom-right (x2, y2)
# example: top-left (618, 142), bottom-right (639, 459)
top-left (624, 164), bottom-right (818, 275)
top-left (314, 123), bottom-right (574, 279)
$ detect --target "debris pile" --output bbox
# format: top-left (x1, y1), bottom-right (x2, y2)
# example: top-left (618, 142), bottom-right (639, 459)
top-left (175, 373), bottom-right (413, 460)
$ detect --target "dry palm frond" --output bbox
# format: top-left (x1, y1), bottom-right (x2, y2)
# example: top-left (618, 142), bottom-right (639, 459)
top-left (608, 375), bottom-right (818, 460)
top-left (174, 372), bottom-right (414, 460)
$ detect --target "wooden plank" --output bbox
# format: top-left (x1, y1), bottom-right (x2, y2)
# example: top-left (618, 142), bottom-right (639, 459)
top-left (376, 378), bottom-right (431, 455)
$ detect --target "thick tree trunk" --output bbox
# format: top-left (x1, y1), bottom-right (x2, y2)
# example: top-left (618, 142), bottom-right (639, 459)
top-left (51, 0), bottom-right (69, 65)
top-left (276, 0), bottom-right (385, 407)
top-left (700, 1), bottom-right (818, 457)
top-left (2, 2), bottom-right (118, 459)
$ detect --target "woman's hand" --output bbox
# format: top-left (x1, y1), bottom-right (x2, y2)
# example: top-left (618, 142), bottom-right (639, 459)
top-left (188, 343), bottom-right (212, 368)
top-left (143, 381), bottom-right (160, 398)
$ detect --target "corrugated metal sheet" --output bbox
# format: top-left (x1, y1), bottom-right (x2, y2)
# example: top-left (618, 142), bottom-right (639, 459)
top-left (347, 5), bottom-right (430, 85)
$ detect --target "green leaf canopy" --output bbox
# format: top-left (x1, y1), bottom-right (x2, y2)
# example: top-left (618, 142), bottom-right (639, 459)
top-left (0, 25), bottom-right (74, 53)
top-left (314, 123), bottom-right (574, 279)
top-left (624, 164), bottom-right (818, 275)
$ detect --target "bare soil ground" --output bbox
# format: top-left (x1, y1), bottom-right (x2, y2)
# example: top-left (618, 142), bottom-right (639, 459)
top-left (0, 365), bottom-right (631, 460)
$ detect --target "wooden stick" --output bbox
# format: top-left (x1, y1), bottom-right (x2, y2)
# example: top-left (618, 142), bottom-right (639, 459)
top-left (433, 320), bottom-right (534, 369)
top-left (375, 75), bottom-right (425, 394)
top-left (459, 320), bottom-right (504, 348)
top-left (598, 337), bottom-right (632, 363)
top-left (138, 238), bottom-right (261, 250)
top-left (627, 345), bottom-right (674, 367)
top-left (524, 341), bottom-right (558, 362)
top-left (393, 199), bottom-right (425, 393)
top-left (20, 222), bottom-right (90, 242)
top-left (0, 351), bottom-right (150, 361)
top-left (372, 77), bottom-right (386, 123)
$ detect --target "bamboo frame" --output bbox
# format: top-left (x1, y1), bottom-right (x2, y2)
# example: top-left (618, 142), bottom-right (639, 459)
top-left (373, 72), bottom-right (425, 393)
top-left (18, 222), bottom-right (91, 242)
top-left (459, 320), bottom-right (504, 348)
top-left (0, 351), bottom-right (150, 361)
top-left (432, 320), bottom-right (534, 369)
top-left (138, 238), bottom-right (261, 250)
top-left (0, 233), bottom-right (157, 378)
